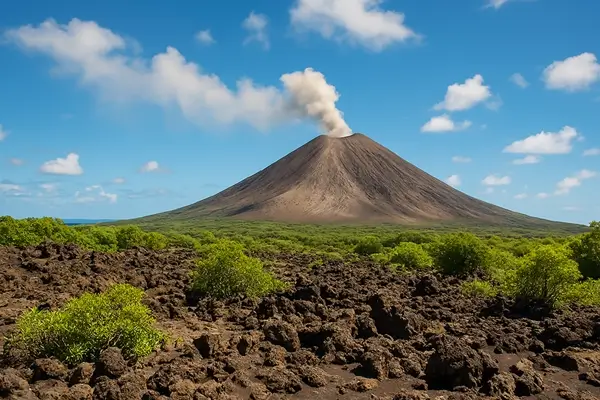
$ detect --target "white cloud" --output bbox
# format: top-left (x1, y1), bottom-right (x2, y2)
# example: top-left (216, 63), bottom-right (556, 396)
top-left (543, 52), bottom-right (600, 92)
top-left (39, 183), bottom-right (57, 193)
top-left (452, 156), bottom-right (472, 163)
top-left (243, 12), bottom-right (269, 50)
top-left (0, 125), bottom-right (7, 141)
top-left (514, 193), bottom-right (528, 199)
top-left (289, 0), bottom-right (420, 51)
top-left (195, 30), bottom-right (215, 45)
top-left (40, 153), bottom-right (83, 175)
top-left (113, 177), bottom-right (126, 184)
top-left (420, 114), bottom-right (472, 133)
top-left (9, 158), bottom-right (24, 166)
top-left (503, 126), bottom-right (579, 154)
top-left (512, 155), bottom-right (541, 165)
top-left (434, 74), bottom-right (492, 112)
top-left (482, 174), bottom-right (511, 186)
top-left (510, 73), bottom-right (529, 88)
top-left (536, 192), bottom-right (549, 199)
top-left (0, 183), bottom-right (23, 192)
top-left (583, 148), bottom-right (600, 156)
top-left (485, 0), bottom-right (510, 9)
top-left (75, 184), bottom-right (117, 203)
top-left (6, 19), bottom-right (349, 136)
top-left (445, 174), bottom-right (461, 187)
top-left (555, 169), bottom-right (597, 195)
top-left (140, 161), bottom-right (160, 173)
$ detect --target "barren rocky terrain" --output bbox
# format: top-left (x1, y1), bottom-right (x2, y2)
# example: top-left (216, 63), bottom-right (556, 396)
top-left (1, 243), bottom-right (600, 399)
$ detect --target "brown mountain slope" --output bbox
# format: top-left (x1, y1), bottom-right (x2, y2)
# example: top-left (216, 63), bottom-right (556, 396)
top-left (137, 133), bottom-right (578, 229)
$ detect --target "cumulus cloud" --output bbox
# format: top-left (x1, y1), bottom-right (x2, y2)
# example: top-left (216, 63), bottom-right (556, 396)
top-left (543, 53), bottom-right (600, 92)
top-left (195, 30), bottom-right (215, 45)
top-left (503, 126), bottom-right (579, 154)
top-left (0, 125), bottom-right (7, 141)
top-left (140, 161), bottom-right (160, 173)
top-left (113, 177), bottom-right (126, 184)
top-left (512, 155), bottom-right (541, 165)
top-left (510, 73), bottom-right (529, 88)
top-left (555, 169), bottom-right (596, 195)
top-left (514, 193), bottom-right (528, 199)
top-left (485, 0), bottom-right (510, 9)
top-left (40, 153), bottom-right (83, 175)
top-left (75, 184), bottom-right (117, 203)
top-left (6, 18), bottom-right (350, 137)
top-left (289, 0), bottom-right (420, 51)
top-left (243, 11), bottom-right (269, 49)
top-left (420, 114), bottom-right (472, 133)
top-left (0, 182), bottom-right (23, 192)
top-left (39, 183), bottom-right (57, 193)
top-left (445, 174), bottom-right (461, 187)
top-left (434, 75), bottom-right (492, 112)
top-left (9, 158), bottom-right (24, 166)
top-left (452, 156), bottom-right (472, 163)
top-left (482, 174), bottom-right (511, 186)
top-left (536, 192), bottom-right (550, 199)
top-left (583, 148), bottom-right (600, 156)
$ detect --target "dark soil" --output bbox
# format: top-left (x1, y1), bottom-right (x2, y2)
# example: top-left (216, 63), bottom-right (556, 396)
top-left (1, 243), bottom-right (600, 399)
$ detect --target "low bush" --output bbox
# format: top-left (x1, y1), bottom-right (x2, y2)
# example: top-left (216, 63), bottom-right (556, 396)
top-left (389, 242), bottom-right (433, 269)
top-left (513, 245), bottom-right (581, 308)
top-left (354, 236), bottom-right (383, 256)
top-left (432, 232), bottom-right (490, 276)
top-left (461, 280), bottom-right (498, 298)
top-left (570, 221), bottom-right (600, 279)
top-left (562, 279), bottom-right (600, 306)
top-left (191, 240), bottom-right (287, 299)
top-left (4, 284), bottom-right (165, 365)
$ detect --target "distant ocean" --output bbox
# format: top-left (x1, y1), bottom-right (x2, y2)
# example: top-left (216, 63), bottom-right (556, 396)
top-left (62, 219), bottom-right (115, 226)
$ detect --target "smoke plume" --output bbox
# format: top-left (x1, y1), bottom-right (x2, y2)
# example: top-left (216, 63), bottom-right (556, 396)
top-left (281, 68), bottom-right (352, 138)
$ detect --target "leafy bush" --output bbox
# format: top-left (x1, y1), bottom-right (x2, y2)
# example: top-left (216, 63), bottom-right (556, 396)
top-left (563, 280), bottom-right (600, 306)
top-left (461, 280), bottom-right (498, 298)
top-left (115, 226), bottom-right (147, 250)
top-left (354, 236), bottom-right (383, 256)
top-left (570, 221), bottom-right (600, 279)
top-left (191, 240), bottom-right (287, 299)
top-left (389, 242), bottom-right (433, 269)
top-left (4, 284), bottom-right (165, 365)
top-left (432, 232), bottom-right (490, 276)
top-left (513, 245), bottom-right (581, 308)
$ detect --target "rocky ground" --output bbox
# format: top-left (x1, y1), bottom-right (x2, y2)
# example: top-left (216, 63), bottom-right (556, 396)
top-left (1, 243), bottom-right (600, 399)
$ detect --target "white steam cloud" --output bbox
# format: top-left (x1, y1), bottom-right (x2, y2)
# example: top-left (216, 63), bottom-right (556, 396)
top-left (281, 68), bottom-right (352, 138)
top-left (6, 18), bottom-right (350, 138)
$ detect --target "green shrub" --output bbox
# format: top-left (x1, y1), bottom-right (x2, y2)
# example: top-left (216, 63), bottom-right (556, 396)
top-left (514, 245), bottom-right (581, 308)
top-left (370, 252), bottom-right (391, 265)
top-left (143, 232), bottom-right (168, 250)
top-left (166, 233), bottom-right (201, 251)
top-left (389, 242), bottom-right (433, 269)
top-left (115, 226), bottom-right (147, 250)
top-left (461, 280), bottom-right (498, 298)
top-left (191, 240), bottom-right (287, 299)
top-left (432, 232), bottom-right (490, 276)
top-left (354, 236), bottom-right (383, 256)
top-left (563, 280), bottom-right (600, 306)
top-left (570, 221), bottom-right (600, 279)
top-left (4, 284), bottom-right (165, 365)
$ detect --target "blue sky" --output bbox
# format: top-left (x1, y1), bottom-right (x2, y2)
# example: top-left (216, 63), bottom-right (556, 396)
top-left (0, 0), bottom-right (599, 224)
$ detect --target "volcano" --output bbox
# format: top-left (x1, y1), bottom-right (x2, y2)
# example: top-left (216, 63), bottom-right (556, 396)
top-left (137, 133), bottom-right (577, 229)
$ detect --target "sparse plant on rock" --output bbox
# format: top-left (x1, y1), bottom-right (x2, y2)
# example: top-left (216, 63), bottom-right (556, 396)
top-left (513, 245), bottom-right (581, 308)
top-left (191, 239), bottom-right (288, 299)
top-left (353, 236), bottom-right (383, 256)
top-left (431, 232), bottom-right (491, 276)
top-left (569, 221), bottom-right (600, 279)
top-left (4, 284), bottom-right (166, 365)
top-left (389, 242), bottom-right (433, 270)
